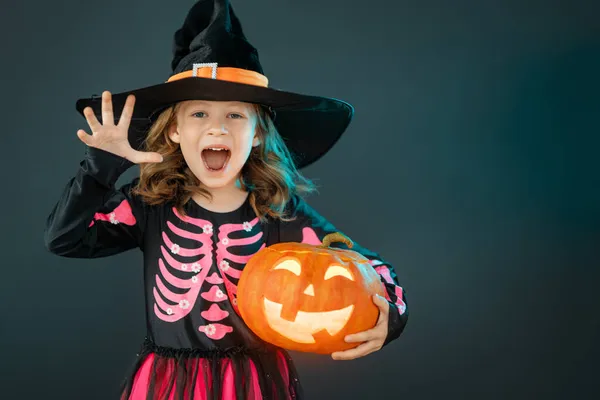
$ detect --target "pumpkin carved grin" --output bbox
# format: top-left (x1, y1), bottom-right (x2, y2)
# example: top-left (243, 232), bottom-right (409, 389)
top-left (263, 298), bottom-right (354, 343)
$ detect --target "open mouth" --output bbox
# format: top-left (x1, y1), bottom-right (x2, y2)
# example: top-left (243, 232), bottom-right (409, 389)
top-left (201, 145), bottom-right (231, 172)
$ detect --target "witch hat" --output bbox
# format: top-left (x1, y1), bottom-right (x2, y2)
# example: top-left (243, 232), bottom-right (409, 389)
top-left (75, 0), bottom-right (354, 169)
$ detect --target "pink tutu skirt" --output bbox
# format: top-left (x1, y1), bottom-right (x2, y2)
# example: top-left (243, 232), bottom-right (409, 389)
top-left (120, 339), bottom-right (302, 400)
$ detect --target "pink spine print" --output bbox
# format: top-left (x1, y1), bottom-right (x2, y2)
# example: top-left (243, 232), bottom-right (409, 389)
top-left (201, 285), bottom-right (228, 302)
top-left (198, 324), bottom-right (233, 340)
top-left (201, 303), bottom-right (229, 321)
top-left (206, 273), bottom-right (224, 284)
top-left (88, 199), bottom-right (136, 227)
top-left (153, 209), bottom-right (213, 322)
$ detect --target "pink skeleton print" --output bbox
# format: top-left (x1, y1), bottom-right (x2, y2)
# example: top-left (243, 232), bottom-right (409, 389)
top-left (153, 209), bottom-right (213, 323)
top-left (152, 210), bottom-right (266, 340)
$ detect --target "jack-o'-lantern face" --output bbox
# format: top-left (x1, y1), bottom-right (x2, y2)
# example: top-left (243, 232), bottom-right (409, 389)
top-left (237, 233), bottom-right (386, 354)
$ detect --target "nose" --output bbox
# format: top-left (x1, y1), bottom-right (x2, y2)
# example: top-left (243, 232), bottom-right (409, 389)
top-left (208, 128), bottom-right (227, 136)
top-left (207, 118), bottom-right (229, 136)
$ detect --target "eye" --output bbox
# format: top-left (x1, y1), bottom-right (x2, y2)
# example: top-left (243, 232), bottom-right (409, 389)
top-left (324, 265), bottom-right (354, 281)
top-left (272, 259), bottom-right (301, 276)
top-left (228, 113), bottom-right (245, 119)
top-left (192, 111), bottom-right (206, 118)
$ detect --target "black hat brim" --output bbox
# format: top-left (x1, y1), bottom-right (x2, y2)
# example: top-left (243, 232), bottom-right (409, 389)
top-left (75, 77), bottom-right (354, 169)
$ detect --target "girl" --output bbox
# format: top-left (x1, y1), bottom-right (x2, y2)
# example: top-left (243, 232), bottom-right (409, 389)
top-left (44, 1), bottom-right (408, 399)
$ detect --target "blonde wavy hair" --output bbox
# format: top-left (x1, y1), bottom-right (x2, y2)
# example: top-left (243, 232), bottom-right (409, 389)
top-left (131, 102), bottom-right (316, 221)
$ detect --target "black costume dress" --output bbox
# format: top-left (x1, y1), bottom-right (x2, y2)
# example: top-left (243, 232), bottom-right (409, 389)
top-left (44, 148), bottom-right (409, 400)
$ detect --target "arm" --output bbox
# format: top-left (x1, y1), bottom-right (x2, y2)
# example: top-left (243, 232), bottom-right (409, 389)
top-left (277, 195), bottom-right (409, 347)
top-left (44, 147), bottom-right (146, 258)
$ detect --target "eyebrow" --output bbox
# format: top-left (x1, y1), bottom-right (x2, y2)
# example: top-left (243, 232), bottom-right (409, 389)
top-left (187, 101), bottom-right (246, 107)
top-left (185, 103), bottom-right (251, 115)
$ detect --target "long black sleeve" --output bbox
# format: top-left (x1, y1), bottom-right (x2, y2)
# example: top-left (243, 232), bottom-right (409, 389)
top-left (277, 195), bottom-right (409, 347)
top-left (44, 147), bottom-right (147, 258)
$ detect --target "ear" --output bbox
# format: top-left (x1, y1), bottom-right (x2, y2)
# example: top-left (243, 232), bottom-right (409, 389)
top-left (252, 133), bottom-right (261, 148)
top-left (168, 124), bottom-right (181, 143)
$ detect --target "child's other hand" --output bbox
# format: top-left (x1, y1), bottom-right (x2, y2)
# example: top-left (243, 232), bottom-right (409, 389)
top-left (331, 294), bottom-right (389, 361)
top-left (77, 91), bottom-right (163, 164)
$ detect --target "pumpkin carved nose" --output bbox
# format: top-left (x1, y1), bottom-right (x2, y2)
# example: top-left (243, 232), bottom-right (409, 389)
top-left (303, 284), bottom-right (315, 296)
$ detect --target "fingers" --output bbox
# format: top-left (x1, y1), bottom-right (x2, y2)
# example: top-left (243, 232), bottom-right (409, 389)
top-left (76, 129), bottom-right (94, 146)
top-left (331, 341), bottom-right (379, 361)
top-left (118, 94), bottom-right (136, 129)
top-left (101, 91), bottom-right (114, 126)
top-left (83, 106), bottom-right (101, 133)
top-left (341, 295), bottom-right (390, 344)
top-left (342, 295), bottom-right (390, 353)
top-left (344, 328), bottom-right (380, 343)
top-left (78, 91), bottom-right (159, 164)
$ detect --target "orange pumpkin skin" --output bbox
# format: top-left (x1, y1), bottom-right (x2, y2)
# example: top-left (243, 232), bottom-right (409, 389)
top-left (237, 233), bottom-right (386, 354)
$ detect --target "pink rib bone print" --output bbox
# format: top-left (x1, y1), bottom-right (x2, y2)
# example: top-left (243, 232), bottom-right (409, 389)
top-left (161, 231), bottom-right (205, 257)
top-left (217, 218), bottom-right (264, 264)
top-left (215, 218), bottom-right (264, 315)
top-left (153, 248), bottom-right (211, 322)
top-left (88, 199), bottom-right (136, 227)
top-left (153, 213), bottom-right (213, 322)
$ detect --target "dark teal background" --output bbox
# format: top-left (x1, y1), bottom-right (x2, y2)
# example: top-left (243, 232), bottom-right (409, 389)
top-left (1, 0), bottom-right (598, 398)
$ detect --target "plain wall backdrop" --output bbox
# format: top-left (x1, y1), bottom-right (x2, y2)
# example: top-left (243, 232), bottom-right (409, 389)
top-left (1, 0), bottom-right (599, 399)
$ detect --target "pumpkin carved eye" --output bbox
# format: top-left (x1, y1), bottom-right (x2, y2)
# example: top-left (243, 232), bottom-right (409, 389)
top-left (272, 259), bottom-right (301, 276)
top-left (324, 265), bottom-right (354, 281)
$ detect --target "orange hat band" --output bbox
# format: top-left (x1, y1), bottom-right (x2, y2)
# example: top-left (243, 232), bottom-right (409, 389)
top-left (166, 63), bottom-right (269, 87)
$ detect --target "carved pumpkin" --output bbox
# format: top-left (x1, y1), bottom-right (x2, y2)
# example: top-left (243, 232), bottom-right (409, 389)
top-left (237, 232), bottom-right (386, 354)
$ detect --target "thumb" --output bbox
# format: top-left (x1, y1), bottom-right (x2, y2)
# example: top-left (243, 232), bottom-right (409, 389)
top-left (372, 294), bottom-right (389, 326)
top-left (130, 150), bottom-right (163, 164)
top-left (373, 294), bottom-right (389, 313)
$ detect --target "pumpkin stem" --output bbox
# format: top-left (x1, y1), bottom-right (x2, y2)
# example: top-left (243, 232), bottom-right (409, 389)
top-left (319, 232), bottom-right (354, 249)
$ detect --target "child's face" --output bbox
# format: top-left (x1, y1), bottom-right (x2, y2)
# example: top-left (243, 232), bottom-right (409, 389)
top-left (170, 100), bottom-right (260, 190)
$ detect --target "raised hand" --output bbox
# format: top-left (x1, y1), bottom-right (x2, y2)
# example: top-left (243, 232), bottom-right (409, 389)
top-left (77, 91), bottom-right (163, 164)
